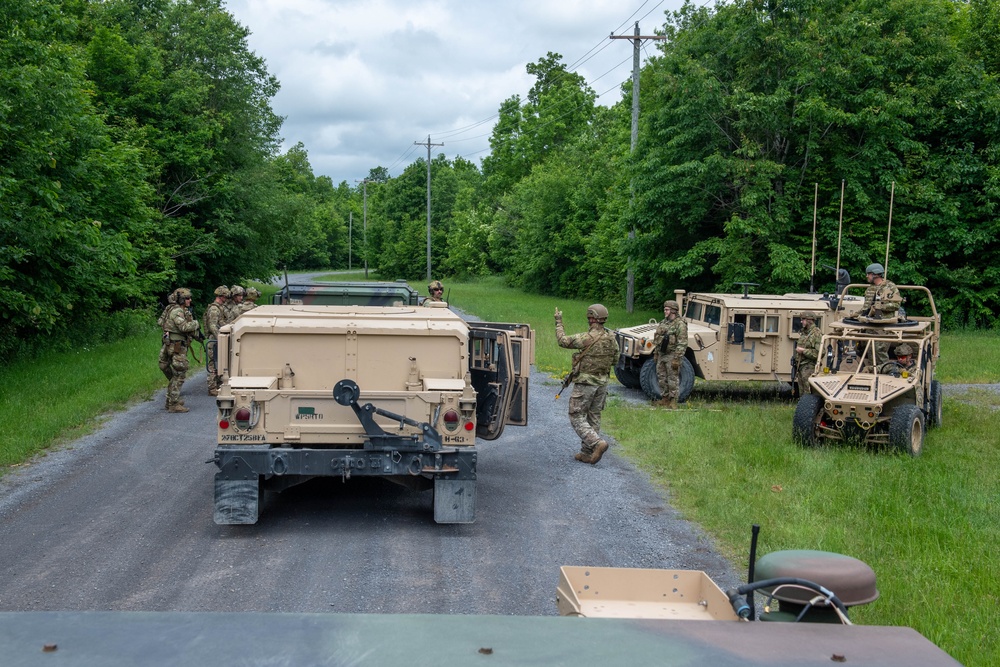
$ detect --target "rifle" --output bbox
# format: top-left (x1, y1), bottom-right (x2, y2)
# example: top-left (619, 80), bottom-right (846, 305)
top-left (555, 364), bottom-right (579, 400)
top-left (790, 355), bottom-right (799, 399)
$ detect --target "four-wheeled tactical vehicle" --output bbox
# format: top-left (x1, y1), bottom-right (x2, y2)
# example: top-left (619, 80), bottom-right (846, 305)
top-left (792, 285), bottom-right (941, 456)
top-left (614, 283), bottom-right (866, 401)
top-left (212, 303), bottom-right (533, 524)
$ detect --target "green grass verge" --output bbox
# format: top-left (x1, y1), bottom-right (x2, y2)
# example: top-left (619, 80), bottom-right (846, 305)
top-left (0, 328), bottom-right (166, 467)
top-left (0, 273), bottom-right (995, 665)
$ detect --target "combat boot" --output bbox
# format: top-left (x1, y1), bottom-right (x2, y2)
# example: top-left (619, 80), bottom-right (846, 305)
top-left (652, 398), bottom-right (670, 407)
top-left (574, 450), bottom-right (595, 464)
top-left (208, 388), bottom-right (219, 397)
top-left (589, 440), bottom-right (609, 464)
top-left (167, 404), bottom-right (189, 413)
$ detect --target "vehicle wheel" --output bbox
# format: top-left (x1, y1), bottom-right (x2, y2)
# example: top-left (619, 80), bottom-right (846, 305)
top-left (927, 379), bottom-right (943, 428)
top-left (792, 393), bottom-right (824, 446)
top-left (640, 356), bottom-right (696, 403)
top-left (614, 357), bottom-right (642, 389)
top-left (639, 354), bottom-right (662, 400)
top-left (678, 357), bottom-right (695, 403)
top-left (889, 404), bottom-right (925, 457)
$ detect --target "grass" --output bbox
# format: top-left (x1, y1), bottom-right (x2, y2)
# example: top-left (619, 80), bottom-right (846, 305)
top-left (1, 272), bottom-right (996, 665)
top-left (0, 330), bottom-right (166, 466)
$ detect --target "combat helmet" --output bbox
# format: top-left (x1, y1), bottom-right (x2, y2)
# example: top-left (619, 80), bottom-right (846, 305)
top-left (428, 280), bottom-right (444, 292)
top-left (245, 287), bottom-right (260, 301)
top-left (866, 263), bottom-right (885, 276)
top-left (663, 300), bottom-right (680, 312)
top-left (174, 287), bottom-right (192, 301)
top-left (895, 343), bottom-right (914, 356)
top-left (214, 285), bottom-right (231, 298)
top-left (798, 311), bottom-right (817, 321)
top-left (230, 285), bottom-right (246, 297)
top-left (586, 304), bottom-right (609, 323)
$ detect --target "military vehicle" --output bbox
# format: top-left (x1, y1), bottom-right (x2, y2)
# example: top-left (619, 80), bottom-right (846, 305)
top-left (614, 282), bottom-right (865, 402)
top-left (212, 303), bottom-right (533, 524)
top-left (271, 280), bottom-right (420, 306)
top-left (792, 285), bottom-right (941, 456)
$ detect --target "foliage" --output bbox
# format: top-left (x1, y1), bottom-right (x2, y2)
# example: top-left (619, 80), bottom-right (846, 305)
top-left (629, 0), bottom-right (1000, 324)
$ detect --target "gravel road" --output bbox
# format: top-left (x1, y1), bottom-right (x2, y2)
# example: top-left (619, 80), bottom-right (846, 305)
top-left (0, 360), bottom-right (742, 616)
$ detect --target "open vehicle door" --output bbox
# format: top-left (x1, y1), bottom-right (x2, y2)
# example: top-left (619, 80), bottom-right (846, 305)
top-left (469, 323), bottom-right (534, 439)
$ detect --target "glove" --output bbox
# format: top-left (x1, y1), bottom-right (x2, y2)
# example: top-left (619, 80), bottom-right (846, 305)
top-left (670, 358), bottom-right (680, 371)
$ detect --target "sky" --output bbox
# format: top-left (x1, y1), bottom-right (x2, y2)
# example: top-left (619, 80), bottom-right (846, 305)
top-left (224, 0), bottom-right (687, 186)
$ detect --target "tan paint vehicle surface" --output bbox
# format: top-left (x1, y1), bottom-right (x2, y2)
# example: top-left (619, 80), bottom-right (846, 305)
top-left (793, 285), bottom-right (941, 456)
top-left (614, 286), bottom-right (865, 401)
top-left (212, 303), bottom-right (533, 524)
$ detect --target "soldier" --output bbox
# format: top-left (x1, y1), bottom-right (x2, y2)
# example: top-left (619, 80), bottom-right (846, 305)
top-left (878, 343), bottom-right (916, 376)
top-left (651, 300), bottom-right (688, 409)
top-left (203, 286), bottom-right (230, 396)
top-left (862, 263), bottom-right (900, 321)
top-left (424, 280), bottom-right (445, 305)
top-left (555, 304), bottom-right (620, 464)
top-left (157, 287), bottom-right (202, 413)
top-left (862, 263), bottom-right (900, 364)
top-left (241, 287), bottom-right (260, 313)
top-left (226, 285), bottom-right (246, 323)
top-left (794, 312), bottom-right (822, 396)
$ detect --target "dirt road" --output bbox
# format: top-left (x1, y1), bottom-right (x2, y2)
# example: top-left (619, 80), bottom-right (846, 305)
top-left (0, 364), bottom-right (740, 615)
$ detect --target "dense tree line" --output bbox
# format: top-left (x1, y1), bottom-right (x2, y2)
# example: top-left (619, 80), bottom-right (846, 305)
top-left (358, 0), bottom-right (1000, 327)
top-left (3, 0), bottom-right (998, 361)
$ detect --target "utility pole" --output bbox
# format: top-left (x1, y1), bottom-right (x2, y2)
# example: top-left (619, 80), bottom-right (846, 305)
top-left (611, 23), bottom-right (665, 313)
top-left (355, 178), bottom-right (372, 278)
top-left (348, 211), bottom-right (353, 271)
top-left (415, 135), bottom-right (443, 282)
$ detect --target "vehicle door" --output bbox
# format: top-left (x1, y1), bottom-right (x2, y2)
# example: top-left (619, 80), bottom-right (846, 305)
top-left (725, 309), bottom-right (781, 375)
top-left (469, 323), bottom-right (533, 439)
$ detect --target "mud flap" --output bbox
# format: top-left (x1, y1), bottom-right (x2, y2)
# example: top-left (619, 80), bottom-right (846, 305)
top-left (214, 475), bottom-right (260, 525)
top-left (433, 479), bottom-right (476, 524)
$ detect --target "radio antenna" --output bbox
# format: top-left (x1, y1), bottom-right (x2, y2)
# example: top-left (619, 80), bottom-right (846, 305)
top-left (835, 180), bottom-right (845, 279)
top-left (810, 183), bottom-right (818, 293)
top-left (884, 181), bottom-right (895, 278)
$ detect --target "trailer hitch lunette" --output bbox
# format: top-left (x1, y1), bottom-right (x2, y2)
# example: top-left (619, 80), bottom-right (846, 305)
top-left (333, 378), bottom-right (443, 452)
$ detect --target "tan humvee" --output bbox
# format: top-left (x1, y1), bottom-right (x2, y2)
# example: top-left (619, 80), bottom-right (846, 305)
top-left (793, 285), bottom-right (941, 456)
top-left (613, 284), bottom-right (865, 401)
top-left (212, 304), bottom-right (533, 524)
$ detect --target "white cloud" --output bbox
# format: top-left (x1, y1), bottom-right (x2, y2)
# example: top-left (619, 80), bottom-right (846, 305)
top-left (224, 0), bottom-right (683, 184)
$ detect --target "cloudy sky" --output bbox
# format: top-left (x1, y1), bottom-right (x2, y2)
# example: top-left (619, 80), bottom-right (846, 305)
top-left (224, 0), bottom-right (687, 185)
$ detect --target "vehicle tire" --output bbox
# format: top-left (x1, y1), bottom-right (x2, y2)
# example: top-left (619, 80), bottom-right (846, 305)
top-left (639, 354), bottom-right (662, 400)
top-left (889, 404), bottom-right (925, 457)
top-left (639, 356), bottom-right (696, 404)
top-left (614, 357), bottom-right (642, 389)
top-left (792, 393), bottom-right (824, 447)
top-left (678, 358), bottom-right (695, 403)
top-left (927, 379), bottom-right (943, 428)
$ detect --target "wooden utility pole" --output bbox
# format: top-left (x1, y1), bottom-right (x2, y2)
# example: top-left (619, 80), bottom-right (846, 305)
top-left (349, 211), bottom-right (353, 270)
top-left (611, 23), bottom-right (665, 313)
top-left (355, 178), bottom-right (372, 278)
top-left (415, 135), bottom-right (444, 282)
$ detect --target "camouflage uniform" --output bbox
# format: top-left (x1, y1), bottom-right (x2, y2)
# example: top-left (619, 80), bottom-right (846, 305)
top-left (225, 285), bottom-right (245, 323)
top-left (555, 305), bottom-right (619, 464)
top-left (652, 301), bottom-right (688, 408)
top-left (862, 264), bottom-right (899, 364)
top-left (795, 313), bottom-right (823, 396)
top-left (203, 286), bottom-right (229, 396)
top-left (877, 343), bottom-right (916, 376)
top-left (157, 288), bottom-right (201, 412)
top-left (423, 280), bottom-right (445, 305)
top-left (241, 287), bottom-right (260, 313)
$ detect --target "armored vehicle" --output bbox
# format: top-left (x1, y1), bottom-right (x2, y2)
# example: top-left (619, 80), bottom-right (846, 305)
top-left (792, 285), bottom-right (941, 456)
top-left (614, 284), bottom-right (865, 401)
top-left (271, 280), bottom-right (419, 306)
top-left (212, 304), bottom-right (533, 524)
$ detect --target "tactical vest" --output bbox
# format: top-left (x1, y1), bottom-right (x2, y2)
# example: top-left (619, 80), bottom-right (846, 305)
top-left (576, 330), bottom-right (618, 376)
